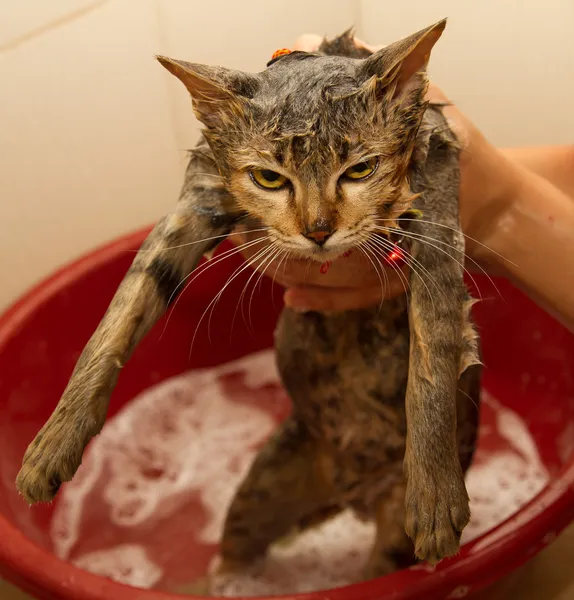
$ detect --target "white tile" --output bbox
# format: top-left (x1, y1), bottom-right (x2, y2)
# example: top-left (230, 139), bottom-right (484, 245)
top-left (0, 0), bottom-right (104, 49)
top-left (0, 0), bottom-right (183, 309)
top-left (359, 0), bottom-right (574, 146)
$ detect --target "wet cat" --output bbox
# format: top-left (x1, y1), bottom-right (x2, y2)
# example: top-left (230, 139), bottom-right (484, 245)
top-left (16, 19), bottom-right (481, 578)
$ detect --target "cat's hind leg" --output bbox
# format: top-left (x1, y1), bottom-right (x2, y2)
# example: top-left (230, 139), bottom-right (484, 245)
top-left (219, 416), bottom-right (338, 571)
top-left (363, 482), bottom-right (415, 580)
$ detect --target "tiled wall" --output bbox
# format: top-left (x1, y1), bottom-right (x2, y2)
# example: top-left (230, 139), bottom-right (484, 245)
top-left (1, 0), bottom-right (573, 310)
top-left (360, 0), bottom-right (574, 147)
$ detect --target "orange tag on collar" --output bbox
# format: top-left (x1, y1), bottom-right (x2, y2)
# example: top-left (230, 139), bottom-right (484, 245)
top-left (271, 48), bottom-right (292, 61)
top-left (267, 48), bottom-right (292, 67)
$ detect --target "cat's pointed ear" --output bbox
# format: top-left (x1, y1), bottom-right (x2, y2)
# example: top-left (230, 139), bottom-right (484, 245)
top-left (358, 19), bottom-right (446, 94)
top-left (157, 56), bottom-right (259, 128)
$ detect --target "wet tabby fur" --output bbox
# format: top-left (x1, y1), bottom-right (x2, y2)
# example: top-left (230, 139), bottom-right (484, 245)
top-left (16, 19), bottom-right (481, 578)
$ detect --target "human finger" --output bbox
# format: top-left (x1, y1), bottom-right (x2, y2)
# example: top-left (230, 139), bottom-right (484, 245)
top-left (292, 34), bottom-right (323, 52)
top-left (284, 278), bottom-right (407, 312)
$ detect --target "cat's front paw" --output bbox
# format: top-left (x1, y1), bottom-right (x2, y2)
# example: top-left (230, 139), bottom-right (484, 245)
top-left (16, 410), bottom-right (96, 504)
top-left (404, 464), bottom-right (470, 564)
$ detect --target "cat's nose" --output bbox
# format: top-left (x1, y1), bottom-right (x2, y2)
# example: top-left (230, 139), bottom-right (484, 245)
top-left (304, 229), bottom-right (334, 246)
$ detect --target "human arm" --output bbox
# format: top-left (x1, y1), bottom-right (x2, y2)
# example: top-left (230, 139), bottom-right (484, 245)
top-left (482, 150), bottom-right (574, 330)
top-left (502, 145), bottom-right (574, 199)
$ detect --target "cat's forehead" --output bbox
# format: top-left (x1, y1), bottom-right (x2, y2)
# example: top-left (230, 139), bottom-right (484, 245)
top-left (257, 53), bottom-right (360, 102)
top-left (239, 54), bottom-right (376, 173)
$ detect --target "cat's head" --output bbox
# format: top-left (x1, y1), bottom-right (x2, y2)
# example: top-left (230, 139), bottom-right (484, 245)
top-left (158, 20), bottom-right (445, 261)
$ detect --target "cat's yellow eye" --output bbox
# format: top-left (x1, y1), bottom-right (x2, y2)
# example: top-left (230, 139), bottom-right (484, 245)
top-left (343, 157), bottom-right (379, 180)
top-left (250, 169), bottom-right (288, 190)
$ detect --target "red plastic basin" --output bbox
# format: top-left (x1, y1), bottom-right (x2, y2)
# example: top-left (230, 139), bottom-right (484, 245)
top-left (0, 227), bottom-right (573, 600)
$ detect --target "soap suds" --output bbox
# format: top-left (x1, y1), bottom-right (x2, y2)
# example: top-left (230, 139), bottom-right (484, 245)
top-left (51, 350), bottom-right (549, 595)
top-left (73, 544), bottom-right (163, 589)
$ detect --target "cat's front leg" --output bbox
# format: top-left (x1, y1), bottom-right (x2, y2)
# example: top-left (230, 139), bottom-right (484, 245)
top-left (402, 221), bottom-right (481, 563)
top-left (16, 147), bottom-right (239, 504)
top-left (403, 282), bottom-right (470, 563)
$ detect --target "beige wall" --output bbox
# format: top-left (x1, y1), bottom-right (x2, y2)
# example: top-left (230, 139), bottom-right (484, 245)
top-left (360, 0), bottom-right (574, 146)
top-left (1, 0), bottom-right (572, 310)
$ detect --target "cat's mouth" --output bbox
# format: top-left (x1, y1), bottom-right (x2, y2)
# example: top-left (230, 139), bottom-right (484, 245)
top-left (242, 216), bottom-right (410, 265)
top-left (296, 230), bottom-right (407, 265)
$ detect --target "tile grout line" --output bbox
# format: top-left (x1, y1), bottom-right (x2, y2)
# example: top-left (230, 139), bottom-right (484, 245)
top-left (0, 0), bottom-right (110, 53)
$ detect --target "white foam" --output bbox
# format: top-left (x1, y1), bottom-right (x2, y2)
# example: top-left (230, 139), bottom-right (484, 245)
top-left (100, 375), bottom-right (275, 542)
top-left (73, 544), bottom-right (162, 588)
top-left (461, 392), bottom-right (548, 545)
top-left (51, 447), bottom-right (105, 561)
top-left (51, 349), bottom-right (549, 596)
top-left (210, 510), bottom-right (376, 596)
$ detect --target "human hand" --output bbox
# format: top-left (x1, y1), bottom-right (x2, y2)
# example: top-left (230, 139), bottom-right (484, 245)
top-left (232, 34), bottom-right (516, 312)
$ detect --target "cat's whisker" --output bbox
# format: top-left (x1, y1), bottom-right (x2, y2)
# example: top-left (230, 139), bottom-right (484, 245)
top-left (457, 386), bottom-right (480, 413)
top-left (387, 226), bottom-right (488, 298)
top-left (210, 241), bottom-right (280, 345)
top-left (216, 239), bottom-right (275, 338)
top-left (375, 224), bottom-right (483, 300)
top-left (217, 241), bottom-right (278, 341)
top-left (281, 251), bottom-right (291, 279)
top-left (233, 240), bottom-right (283, 333)
top-left (356, 242), bottom-right (388, 311)
top-left (135, 227), bottom-right (270, 254)
top-left (377, 230), bottom-right (468, 312)
top-left (365, 237), bottom-right (411, 299)
top-left (363, 238), bottom-right (414, 315)
top-left (384, 217), bottom-right (516, 268)
top-left (379, 249), bottom-right (411, 302)
top-left (270, 249), bottom-right (291, 312)
top-left (370, 233), bottom-right (446, 304)
top-left (161, 235), bottom-right (269, 340)
top-left (170, 235), bottom-right (266, 305)
top-left (254, 245), bottom-right (282, 298)
top-left (248, 246), bottom-right (284, 329)
top-left (368, 236), bottom-right (437, 312)
top-left (392, 225), bottom-right (505, 302)
top-left (235, 244), bottom-right (277, 335)
top-left (273, 249), bottom-right (291, 288)
top-left (190, 243), bottom-right (274, 356)
top-left (368, 234), bottom-right (435, 309)
top-left (229, 247), bottom-right (263, 340)
top-left (366, 239), bottom-right (411, 311)
top-left (239, 243), bottom-right (280, 334)
top-left (376, 224), bottom-right (498, 303)
top-left (363, 238), bottom-right (399, 300)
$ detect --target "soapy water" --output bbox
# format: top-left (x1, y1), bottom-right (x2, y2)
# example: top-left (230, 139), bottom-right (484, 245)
top-left (50, 349), bottom-right (549, 595)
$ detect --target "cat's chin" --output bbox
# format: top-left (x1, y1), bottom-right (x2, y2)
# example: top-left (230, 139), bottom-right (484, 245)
top-left (295, 246), bottom-right (354, 263)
